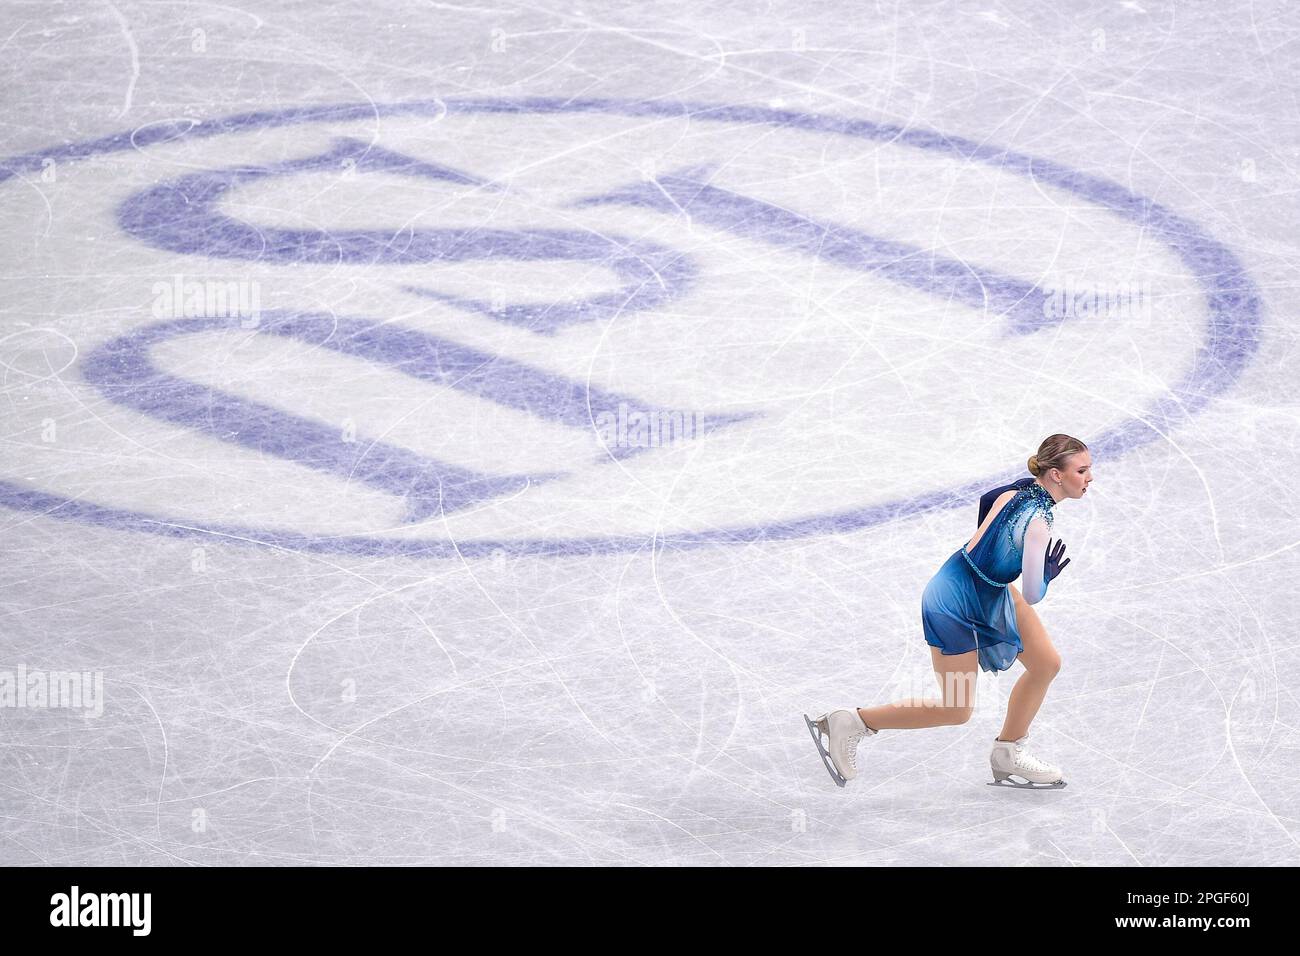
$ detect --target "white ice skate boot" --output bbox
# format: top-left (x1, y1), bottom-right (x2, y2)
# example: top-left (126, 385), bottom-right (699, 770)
top-left (803, 709), bottom-right (877, 788)
top-left (989, 734), bottom-right (1067, 789)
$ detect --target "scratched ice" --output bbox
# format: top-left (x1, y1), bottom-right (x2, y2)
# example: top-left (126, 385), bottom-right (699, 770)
top-left (1, 1), bottom-right (1297, 865)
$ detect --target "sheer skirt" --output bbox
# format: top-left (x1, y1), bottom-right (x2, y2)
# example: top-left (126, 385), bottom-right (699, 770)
top-left (922, 549), bottom-right (1022, 673)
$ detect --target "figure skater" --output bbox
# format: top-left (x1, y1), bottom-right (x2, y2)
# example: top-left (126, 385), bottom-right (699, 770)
top-left (805, 434), bottom-right (1091, 789)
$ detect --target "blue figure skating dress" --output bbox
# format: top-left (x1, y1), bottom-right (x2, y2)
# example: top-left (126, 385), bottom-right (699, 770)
top-left (922, 477), bottom-right (1057, 673)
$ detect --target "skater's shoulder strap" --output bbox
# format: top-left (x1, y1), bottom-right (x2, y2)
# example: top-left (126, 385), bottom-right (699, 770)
top-left (977, 476), bottom-right (1035, 526)
top-left (967, 487), bottom-right (1018, 553)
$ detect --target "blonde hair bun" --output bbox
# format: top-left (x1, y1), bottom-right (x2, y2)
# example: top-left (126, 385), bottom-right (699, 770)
top-left (1028, 435), bottom-right (1088, 479)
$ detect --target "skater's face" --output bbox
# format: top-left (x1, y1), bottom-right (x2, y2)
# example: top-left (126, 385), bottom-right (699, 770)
top-left (1052, 452), bottom-right (1092, 500)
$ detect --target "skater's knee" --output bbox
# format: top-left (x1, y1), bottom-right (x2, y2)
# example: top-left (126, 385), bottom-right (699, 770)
top-left (947, 705), bottom-right (974, 725)
top-left (1026, 651), bottom-right (1061, 678)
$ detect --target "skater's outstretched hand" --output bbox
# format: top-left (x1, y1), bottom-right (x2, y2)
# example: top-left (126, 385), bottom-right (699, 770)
top-left (1043, 537), bottom-right (1070, 583)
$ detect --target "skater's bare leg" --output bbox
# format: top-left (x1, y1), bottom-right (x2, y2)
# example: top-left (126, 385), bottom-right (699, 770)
top-left (999, 584), bottom-right (1062, 741)
top-left (856, 647), bottom-right (978, 730)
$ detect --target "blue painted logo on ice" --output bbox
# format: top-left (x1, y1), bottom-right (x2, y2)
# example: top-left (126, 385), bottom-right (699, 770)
top-left (0, 99), bottom-right (1260, 557)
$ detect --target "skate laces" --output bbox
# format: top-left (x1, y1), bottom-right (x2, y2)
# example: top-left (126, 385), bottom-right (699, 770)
top-left (845, 729), bottom-right (867, 770)
top-left (1012, 741), bottom-right (1051, 772)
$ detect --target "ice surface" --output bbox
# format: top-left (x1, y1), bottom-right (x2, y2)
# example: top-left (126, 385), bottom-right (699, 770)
top-left (1, 0), bottom-right (1297, 865)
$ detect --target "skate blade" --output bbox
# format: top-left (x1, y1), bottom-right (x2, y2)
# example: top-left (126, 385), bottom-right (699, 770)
top-left (803, 713), bottom-right (846, 788)
top-left (988, 775), bottom-right (1067, 790)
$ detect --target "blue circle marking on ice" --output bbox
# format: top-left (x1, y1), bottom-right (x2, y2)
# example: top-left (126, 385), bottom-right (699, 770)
top-left (0, 99), bottom-right (1262, 558)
